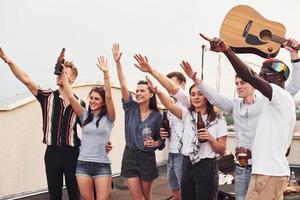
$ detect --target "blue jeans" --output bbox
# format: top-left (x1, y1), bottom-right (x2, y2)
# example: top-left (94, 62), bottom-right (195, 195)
top-left (76, 160), bottom-right (112, 178)
top-left (167, 153), bottom-right (183, 191)
top-left (235, 165), bottom-right (252, 200)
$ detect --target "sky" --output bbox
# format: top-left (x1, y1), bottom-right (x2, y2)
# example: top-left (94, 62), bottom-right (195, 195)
top-left (1, 0), bottom-right (300, 102)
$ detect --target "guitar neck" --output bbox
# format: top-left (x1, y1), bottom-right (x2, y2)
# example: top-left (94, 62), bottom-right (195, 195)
top-left (271, 35), bottom-right (300, 50)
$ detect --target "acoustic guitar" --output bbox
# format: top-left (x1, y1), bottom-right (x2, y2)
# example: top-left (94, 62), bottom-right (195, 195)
top-left (220, 5), bottom-right (299, 58)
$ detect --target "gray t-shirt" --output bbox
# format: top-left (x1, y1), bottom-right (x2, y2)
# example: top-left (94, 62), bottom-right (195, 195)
top-left (122, 94), bottom-right (164, 151)
top-left (78, 109), bottom-right (113, 163)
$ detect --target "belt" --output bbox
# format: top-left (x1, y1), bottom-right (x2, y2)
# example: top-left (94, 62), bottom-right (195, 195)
top-left (236, 163), bottom-right (252, 168)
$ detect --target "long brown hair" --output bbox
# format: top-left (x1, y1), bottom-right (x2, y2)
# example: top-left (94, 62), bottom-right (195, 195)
top-left (188, 84), bottom-right (217, 122)
top-left (82, 86), bottom-right (107, 128)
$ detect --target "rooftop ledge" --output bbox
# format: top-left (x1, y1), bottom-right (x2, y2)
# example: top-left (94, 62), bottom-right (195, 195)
top-left (0, 81), bottom-right (118, 111)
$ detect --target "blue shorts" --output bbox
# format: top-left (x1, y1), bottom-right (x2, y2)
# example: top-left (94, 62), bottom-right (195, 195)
top-left (167, 153), bottom-right (183, 190)
top-left (75, 160), bottom-right (112, 178)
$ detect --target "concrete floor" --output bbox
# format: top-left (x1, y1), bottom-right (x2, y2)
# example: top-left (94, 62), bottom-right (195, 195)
top-left (18, 165), bottom-right (172, 200)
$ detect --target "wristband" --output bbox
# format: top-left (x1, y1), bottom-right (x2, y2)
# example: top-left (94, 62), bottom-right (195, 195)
top-left (291, 58), bottom-right (300, 63)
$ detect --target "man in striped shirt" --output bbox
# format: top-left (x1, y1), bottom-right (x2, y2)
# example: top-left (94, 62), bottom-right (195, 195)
top-left (0, 48), bottom-right (85, 200)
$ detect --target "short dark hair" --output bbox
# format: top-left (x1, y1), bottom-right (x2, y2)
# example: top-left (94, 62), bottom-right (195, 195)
top-left (166, 71), bottom-right (186, 84)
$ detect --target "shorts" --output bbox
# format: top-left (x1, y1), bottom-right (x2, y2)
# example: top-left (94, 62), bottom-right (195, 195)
top-left (75, 160), bottom-right (112, 178)
top-left (121, 145), bottom-right (158, 181)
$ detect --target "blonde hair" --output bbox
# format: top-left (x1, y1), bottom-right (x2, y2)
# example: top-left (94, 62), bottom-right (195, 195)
top-left (64, 61), bottom-right (78, 78)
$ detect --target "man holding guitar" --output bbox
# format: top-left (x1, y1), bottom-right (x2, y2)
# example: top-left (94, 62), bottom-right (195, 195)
top-left (200, 34), bottom-right (299, 200)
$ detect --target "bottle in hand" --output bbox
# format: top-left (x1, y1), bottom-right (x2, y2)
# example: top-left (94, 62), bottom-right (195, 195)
top-left (54, 48), bottom-right (65, 75)
top-left (162, 110), bottom-right (171, 138)
top-left (197, 112), bottom-right (207, 143)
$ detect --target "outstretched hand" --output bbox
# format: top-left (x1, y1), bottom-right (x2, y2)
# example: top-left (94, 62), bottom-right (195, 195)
top-left (180, 60), bottom-right (197, 80)
top-left (199, 33), bottom-right (228, 52)
top-left (0, 48), bottom-right (11, 64)
top-left (146, 75), bottom-right (159, 94)
top-left (133, 54), bottom-right (152, 73)
top-left (112, 43), bottom-right (122, 62)
top-left (96, 56), bottom-right (109, 73)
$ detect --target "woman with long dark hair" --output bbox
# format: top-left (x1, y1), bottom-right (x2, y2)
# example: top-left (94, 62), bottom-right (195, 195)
top-left (112, 44), bottom-right (165, 200)
top-left (141, 66), bottom-right (228, 200)
top-left (61, 56), bottom-right (115, 200)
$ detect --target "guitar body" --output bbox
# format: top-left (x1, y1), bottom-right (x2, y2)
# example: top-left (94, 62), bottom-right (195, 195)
top-left (220, 5), bottom-right (286, 58)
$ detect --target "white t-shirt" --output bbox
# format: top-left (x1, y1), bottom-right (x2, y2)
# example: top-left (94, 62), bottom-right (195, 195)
top-left (180, 107), bottom-right (228, 159)
top-left (251, 84), bottom-right (296, 176)
top-left (167, 88), bottom-right (190, 153)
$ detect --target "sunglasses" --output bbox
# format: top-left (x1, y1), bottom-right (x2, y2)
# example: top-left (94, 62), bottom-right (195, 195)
top-left (267, 62), bottom-right (290, 80)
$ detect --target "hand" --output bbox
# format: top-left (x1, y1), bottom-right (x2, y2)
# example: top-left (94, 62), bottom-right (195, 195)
top-left (144, 136), bottom-right (157, 148)
top-left (146, 75), bottom-right (159, 94)
top-left (105, 141), bottom-right (113, 153)
top-left (96, 56), bottom-right (109, 73)
top-left (57, 48), bottom-right (65, 63)
top-left (197, 128), bottom-right (214, 142)
top-left (112, 43), bottom-right (122, 62)
top-left (180, 60), bottom-right (198, 81)
top-left (0, 48), bottom-right (12, 64)
top-left (199, 33), bottom-right (228, 52)
top-left (160, 128), bottom-right (169, 140)
top-left (133, 54), bottom-right (153, 73)
top-left (60, 64), bottom-right (70, 87)
top-left (283, 38), bottom-right (299, 58)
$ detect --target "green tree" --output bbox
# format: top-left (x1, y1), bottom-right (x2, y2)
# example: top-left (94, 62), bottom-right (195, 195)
top-left (223, 112), bottom-right (234, 125)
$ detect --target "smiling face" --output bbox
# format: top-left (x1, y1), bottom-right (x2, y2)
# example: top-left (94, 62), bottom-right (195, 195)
top-left (189, 85), bottom-right (207, 109)
top-left (135, 83), bottom-right (153, 105)
top-left (235, 77), bottom-right (254, 98)
top-left (89, 91), bottom-right (104, 112)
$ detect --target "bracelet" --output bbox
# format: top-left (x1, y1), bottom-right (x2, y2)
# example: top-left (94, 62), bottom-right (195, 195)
top-left (104, 76), bottom-right (110, 79)
top-left (291, 58), bottom-right (300, 63)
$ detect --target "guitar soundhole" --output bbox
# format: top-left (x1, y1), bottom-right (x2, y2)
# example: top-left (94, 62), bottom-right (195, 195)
top-left (259, 30), bottom-right (272, 41)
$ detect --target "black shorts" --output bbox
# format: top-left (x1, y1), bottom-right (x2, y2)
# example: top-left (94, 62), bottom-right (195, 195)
top-left (121, 145), bottom-right (158, 181)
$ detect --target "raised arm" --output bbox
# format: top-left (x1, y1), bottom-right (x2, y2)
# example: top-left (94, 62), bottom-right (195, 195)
top-left (61, 67), bottom-right (84, 117)
top-left (112, 43), bottom-right (129, 101)
top-left (134, 54), bottom-right (180, 95)
top-left (0, 48), bottom-right (39, 96)
top-left (181, 60), bottom-right (234, 113)
top-left (284, 38), bottom-right (300, 96)
top-left (146, 76), bottom-right (182, 119)
top-left (200, 34), bottom-right (273, 101)
top-left (96, 56), bottom-right (116, 122)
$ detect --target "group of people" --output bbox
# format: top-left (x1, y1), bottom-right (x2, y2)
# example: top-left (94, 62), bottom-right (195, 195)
top-left (0, 33), bottom-right (299, 200)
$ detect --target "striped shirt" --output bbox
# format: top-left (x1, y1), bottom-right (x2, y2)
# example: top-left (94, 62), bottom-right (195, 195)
top-left (36, 89), bottom-right (85, 147)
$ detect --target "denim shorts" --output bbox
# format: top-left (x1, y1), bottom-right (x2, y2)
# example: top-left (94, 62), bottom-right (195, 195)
top-left (167, 153), bottom-right (183, 190)
top-left (76, 160), bottom-right (112, 178)
top-left (121, 146), bottom-right (158, 181)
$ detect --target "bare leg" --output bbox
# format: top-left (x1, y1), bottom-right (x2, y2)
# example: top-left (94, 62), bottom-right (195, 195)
top-left (141, 180), bottom-right (154, 200)
top-left (94, 176), bottom-right (112, 200)
top-left (126, 177), bottom-right (145, 200)
top-left (76, 176), bottom-right (94, 200)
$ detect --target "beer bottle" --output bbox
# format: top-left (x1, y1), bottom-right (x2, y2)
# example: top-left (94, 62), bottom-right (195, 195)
top-left (54, 48), bottom-right (65, 75)
top-left (197, 112), bottom-right (207, 143)
top-left (162, 110), bottom-right (171, 138)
